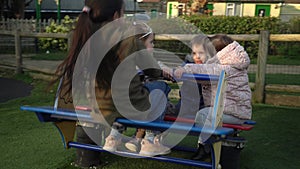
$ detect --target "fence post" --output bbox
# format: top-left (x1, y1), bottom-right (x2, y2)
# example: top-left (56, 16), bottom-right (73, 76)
top-left (254, 30), bottom-right (269, 103)
top-left (14, 29), bottom-right (22, 74)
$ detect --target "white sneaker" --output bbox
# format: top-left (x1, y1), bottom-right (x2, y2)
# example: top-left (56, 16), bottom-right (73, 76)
top-left (125, 138), bottom-right (142, 152)
top-left (139, 137), bottom-right (171, 156)
top-left (103, 135), bottom-right (121, 152)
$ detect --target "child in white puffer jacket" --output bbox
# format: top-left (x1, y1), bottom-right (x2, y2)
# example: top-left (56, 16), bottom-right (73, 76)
top-left (172, 34), bottom-right (252, 160)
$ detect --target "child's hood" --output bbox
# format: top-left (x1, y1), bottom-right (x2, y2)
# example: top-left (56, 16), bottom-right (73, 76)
top-left (215, 41), bottom-right (250, 69)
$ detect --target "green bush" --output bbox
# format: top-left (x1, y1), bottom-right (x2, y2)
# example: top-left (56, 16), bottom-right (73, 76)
top-left (182, 15), bottom-right (291, 59)
top-left (39, 15), bottom-right (75, 51)
top-left (38, 15), bottom-right (299, 57)
top-left (182, 15), bottom-right (288, 34)
top-left (148, 15), bottom-right (297, 58)
top-left (148, 17), bottom-right (202, 54)
top-left (270, 17), bottom-right (300, 56)
top-left (148, 17), bottom-right (202, 34)
top-left (288, 16), bottom-right (300, 33)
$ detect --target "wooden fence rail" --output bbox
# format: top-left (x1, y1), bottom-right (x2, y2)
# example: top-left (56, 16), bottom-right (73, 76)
top-left (156, 32), bottom-right (300, 104)
top-left (155, 33), bottom-right (300, 41)
top-left (0, 18), bottom-right (58, 32)
top-left (0, 30), bottom-right (72, 75)
top-left (0, 30), bottom-right (300, 104)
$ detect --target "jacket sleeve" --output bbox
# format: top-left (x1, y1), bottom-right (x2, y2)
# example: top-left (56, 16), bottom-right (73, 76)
top-left (183, 63), bottom-right (243, 77)
top-left (182, 63), bottom-right (222, 75)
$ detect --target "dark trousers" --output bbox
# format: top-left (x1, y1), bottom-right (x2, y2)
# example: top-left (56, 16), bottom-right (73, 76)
top-left (75, 125), bottom-right (102, 167)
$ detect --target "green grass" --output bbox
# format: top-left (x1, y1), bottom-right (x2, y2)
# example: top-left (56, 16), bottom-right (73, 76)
top-left (30, 51), bottom-right (66, 60)
top-left (0, 72), bottom-right (75, 169)
top-left (1, 71), bottom-right (300, 169)
top-left (250, 55), bottom-right (300, 65)
top-left (240, 104), bottom-right (300, 169)
top-left (248, 73), bottom-right (300, 85)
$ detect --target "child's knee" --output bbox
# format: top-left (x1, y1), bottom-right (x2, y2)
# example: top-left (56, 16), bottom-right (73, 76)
top-left (195, 107), bottom-right (211, 126)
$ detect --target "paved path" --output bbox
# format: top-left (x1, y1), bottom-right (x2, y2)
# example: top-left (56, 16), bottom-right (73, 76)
top-left (0, 54), bottom-right (59, 74)
top-left (0, 54), bottom-right (299, 103)
top-left (1, 54), bottom-right (300, 75)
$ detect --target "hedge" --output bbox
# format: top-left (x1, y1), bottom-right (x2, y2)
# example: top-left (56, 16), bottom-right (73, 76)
top-left (39, 15), bottom-right (299, 59)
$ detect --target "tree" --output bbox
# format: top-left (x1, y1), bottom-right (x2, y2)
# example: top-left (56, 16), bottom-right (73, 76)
top-left (190, 0), bottom-right (208, 15)
top-left (10, 0), bottom-right (33, 18)
top-left (0, 0), bottom-right (10, 18)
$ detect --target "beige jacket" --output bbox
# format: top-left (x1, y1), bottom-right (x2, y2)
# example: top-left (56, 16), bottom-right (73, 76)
top-left (58, 31), bottom-right (162, 125)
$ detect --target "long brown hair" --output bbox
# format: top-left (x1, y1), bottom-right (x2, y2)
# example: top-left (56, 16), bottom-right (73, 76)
top-left (50, 0), bottom-right (124, 99)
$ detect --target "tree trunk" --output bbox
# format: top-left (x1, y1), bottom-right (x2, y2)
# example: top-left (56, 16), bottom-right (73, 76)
top-left (12, 0), bottom-right (25, 18)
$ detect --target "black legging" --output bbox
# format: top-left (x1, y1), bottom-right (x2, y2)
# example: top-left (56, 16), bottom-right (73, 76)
top-left (75, 125), bottom-right (102, 167)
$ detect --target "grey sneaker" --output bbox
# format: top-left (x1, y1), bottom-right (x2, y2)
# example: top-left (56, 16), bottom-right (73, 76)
top-left (125, 138), bottom-right (142, 152)
top-left (139, 137), bottom-right (171, 156)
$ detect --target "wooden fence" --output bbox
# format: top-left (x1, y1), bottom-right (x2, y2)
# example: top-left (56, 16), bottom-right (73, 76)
top-left (0, 18), bottom-right (59, 32)
top-left (0, 30), bottom-right (300, 105)
top-left (0, 30), bottom-right (72, 73)
top-left (156, 32), bottom-right (300, 105)
top-left (0, 18), bottom-right (64, 52)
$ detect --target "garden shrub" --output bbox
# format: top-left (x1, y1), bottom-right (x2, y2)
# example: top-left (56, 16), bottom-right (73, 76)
top-left (148, 17), bottom-right (202, 54)
top-left (38, 15), bottom-right (299, 58)
top-left (38, 15), bottom-right (75, 51)
top-left (288, 16), bottom-right (300, 33)
top-left (182, 15), bottom-right (291, 59)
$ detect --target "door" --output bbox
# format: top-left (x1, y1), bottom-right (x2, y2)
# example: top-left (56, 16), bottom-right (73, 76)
top-left (207, 4), bottom-right (213, 16)
top-left (255, 5), bottom-right (270, 17)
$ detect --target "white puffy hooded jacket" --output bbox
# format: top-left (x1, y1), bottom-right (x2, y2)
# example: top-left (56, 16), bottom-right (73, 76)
top-left (182, 41), bottom-right (252, 120)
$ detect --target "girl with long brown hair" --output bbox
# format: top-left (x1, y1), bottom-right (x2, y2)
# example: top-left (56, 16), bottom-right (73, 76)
top-left (51, 0), bottom-right (124, 167)
top-left (51, 0), bottom-right (171, 164)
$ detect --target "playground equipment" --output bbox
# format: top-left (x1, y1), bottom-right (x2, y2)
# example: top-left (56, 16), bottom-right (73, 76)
top-left (20, 71), bottom-right (255, 169)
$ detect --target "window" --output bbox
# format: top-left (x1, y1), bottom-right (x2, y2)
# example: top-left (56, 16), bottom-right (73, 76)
top-left (226, 3), bottom-right (242, 16)
top-left (226, 3), bottom-right (234, 16)
top-left (235, 3), bottom-right (241, 16)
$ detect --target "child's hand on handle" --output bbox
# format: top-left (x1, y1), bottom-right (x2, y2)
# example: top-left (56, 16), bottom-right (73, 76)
top-left (162, 67), bottom-right (175, 82)
top-left (174, 67), bottom-right (185, 79)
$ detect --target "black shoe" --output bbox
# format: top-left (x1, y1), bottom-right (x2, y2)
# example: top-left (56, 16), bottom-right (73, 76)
top-left (191, 144), bottom-right (211, 160)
